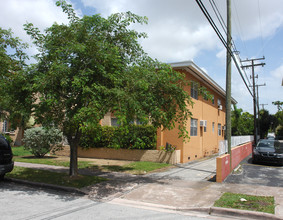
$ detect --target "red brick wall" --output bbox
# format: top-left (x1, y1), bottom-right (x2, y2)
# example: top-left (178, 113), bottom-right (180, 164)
top-left (216, 142), bottom-right (252, 182)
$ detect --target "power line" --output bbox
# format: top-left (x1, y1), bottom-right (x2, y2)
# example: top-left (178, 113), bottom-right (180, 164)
top-left (257, 0), bottom-right (264, 57)
top-left (195, 0), bottom-right (253, 97)
top-left (232, 0), bottom-right (248, 56)
top-left (209, 0), bottom-right (237, 53)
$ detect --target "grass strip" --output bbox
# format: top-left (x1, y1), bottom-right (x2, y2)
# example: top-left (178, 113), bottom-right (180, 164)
top-left (7, 166), bottom-right (107, 189)
top-left (214, 192), bottom-right (275, 214)
top-left (99, 161), bottom-right (171, 174)
top-left (14, 157), bottom-right (92, 169)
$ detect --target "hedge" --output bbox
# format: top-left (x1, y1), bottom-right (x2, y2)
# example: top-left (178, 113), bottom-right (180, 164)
top-left (80, 125), bottom-right (157, 150)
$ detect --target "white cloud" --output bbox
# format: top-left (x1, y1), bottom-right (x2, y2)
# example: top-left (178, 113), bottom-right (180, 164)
top-left (1, 0), bottom-right (282, 114)
top-left (0, 0), bottom-right (77, 61)
top-left (229, 0), bottom-right (283, 40)
top-left (270, 64), bottom-right (283, 79)
top-left (80, 0), bottom-right (220, 62)
top-left (0, 0), bottom-right (69, 41)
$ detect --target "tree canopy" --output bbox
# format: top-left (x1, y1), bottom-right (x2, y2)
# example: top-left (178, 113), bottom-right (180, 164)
top-left (231, 105), bottom-right (253, 136)
top-left (0, 27), bottom-right (33, 129)
top-left (24, 0), bottom-right (193, 176)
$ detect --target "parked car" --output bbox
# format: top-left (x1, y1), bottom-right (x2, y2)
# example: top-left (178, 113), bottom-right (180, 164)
top-left (252, 139), bottom-right (283, 165)
top-left (267, 136), bottom-right (275, 140)
top-left (0, 135), bottom-right (14, 180)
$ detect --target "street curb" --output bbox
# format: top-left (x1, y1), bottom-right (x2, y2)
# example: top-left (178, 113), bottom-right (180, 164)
top-left (210, 207), bottom-right (282, 220)
top-left (5, 178), bottom-right (87, 195)
top-left (111, 198), bottom-right (282, 219)
top-left (178, 206), bottom-right (282, 220)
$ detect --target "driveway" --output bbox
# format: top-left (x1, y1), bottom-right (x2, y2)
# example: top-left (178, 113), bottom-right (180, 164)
top-left (224, 155), bottom-right (283, 187)
top-left (148, 156), bottom-right (217, 181)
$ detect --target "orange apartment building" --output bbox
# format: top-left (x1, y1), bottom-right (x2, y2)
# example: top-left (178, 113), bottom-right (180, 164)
top-left (156, 61), bottom-right (237, 163)
top-left (99, 60), bottom-right (237, 163)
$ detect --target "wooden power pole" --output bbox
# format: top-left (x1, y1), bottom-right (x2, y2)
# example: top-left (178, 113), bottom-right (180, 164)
top-left (241, 58), bottom-right (265, 145)
top-left (225, 0), bottom-right (232, 170)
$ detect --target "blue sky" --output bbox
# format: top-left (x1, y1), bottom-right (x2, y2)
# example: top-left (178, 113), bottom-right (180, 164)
top-left (0, 0), bottom-right (282, 114)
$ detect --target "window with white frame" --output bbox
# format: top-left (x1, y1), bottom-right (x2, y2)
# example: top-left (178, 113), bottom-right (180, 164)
top-left (212, 122), bottom-right (215, 133)
top-left (218, 123), bottom-right (221, 136)
top-left (2, 120), bottom-right (8, 133)
top-left (190, 118), bottom-right (198, 136)
top-left (191, 82), bottom-right (198, 100)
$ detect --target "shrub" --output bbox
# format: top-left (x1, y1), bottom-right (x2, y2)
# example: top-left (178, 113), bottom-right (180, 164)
top-left (80, 125), bottom-right (157, 150)
top-left (2, 134), bottom-right (13, 145)
top-left (23, 127), bottom-right (63, 158)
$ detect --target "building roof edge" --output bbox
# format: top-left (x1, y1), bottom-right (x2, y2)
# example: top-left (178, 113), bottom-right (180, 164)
top-left (169, 60), bottom-right (237, 104)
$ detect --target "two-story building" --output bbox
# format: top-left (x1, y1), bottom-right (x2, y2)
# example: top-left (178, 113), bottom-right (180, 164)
top-left (156, 61), bottom-right (237, 163)
top-left (101, 60), bottom-right (237, 163)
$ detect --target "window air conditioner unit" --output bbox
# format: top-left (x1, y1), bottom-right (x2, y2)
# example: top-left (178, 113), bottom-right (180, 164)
top-left (200, 120), bottom-right (207, 127)
top-left (218, 105), bottom-right (223, 110)
top-left (222, 126), bottom-right (226, 130)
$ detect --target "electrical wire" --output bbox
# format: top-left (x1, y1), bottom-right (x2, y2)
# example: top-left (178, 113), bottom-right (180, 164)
top-left (209, 0), bottom-right (237, 53)
top-left (257, 0), bottom-right (264, 57)
top-left (209, 0), bottom-right (251, 87)
top-left (195, 0), bottom-right (253, 97)
top-left (232, 0), bottom-right (248, 56)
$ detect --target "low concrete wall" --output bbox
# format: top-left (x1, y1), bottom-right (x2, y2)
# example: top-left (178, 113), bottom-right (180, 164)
top-left (56, 146), bottom-right (180, 164)
top-left (216, 142), bottom-right (252, 183)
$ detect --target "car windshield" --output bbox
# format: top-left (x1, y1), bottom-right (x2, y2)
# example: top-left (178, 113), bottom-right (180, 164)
top-left (257, 140), bottom-right (275, 148)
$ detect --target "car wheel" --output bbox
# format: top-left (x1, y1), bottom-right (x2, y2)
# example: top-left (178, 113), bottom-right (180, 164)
top-left (252, 159), bottom-right (257, 164)
top-left (0, 174), bottom-right (4, 180)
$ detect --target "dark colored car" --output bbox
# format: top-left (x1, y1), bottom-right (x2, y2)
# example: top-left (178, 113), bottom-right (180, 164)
top-left (0, 135), bottom-right (14, 180)
top-left (252, 139), bottom-right (283, 165)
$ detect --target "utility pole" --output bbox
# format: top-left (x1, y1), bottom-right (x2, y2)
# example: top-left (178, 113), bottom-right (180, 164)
top-left (225, 0), bottom-right (232, 171)
top-left (260, 104), bottom-right (268, 110)
top-left (241, 58), bottom-right (265, 146)
top-left (256, 83), bottom-right (266, 139)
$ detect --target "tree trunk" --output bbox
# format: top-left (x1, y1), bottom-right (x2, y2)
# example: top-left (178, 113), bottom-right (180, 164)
top-left (69, 142), bottom-right (78, 176)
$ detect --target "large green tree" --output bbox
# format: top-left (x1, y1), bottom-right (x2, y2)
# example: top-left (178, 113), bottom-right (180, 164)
top-left (0, 27), bottom-right (33, 130)
top-left (231, 105), bottom-right (253, 136)
top-left (24, 1), bottom-right (193, 176)
top-left (259, 109), bottom-right (272, 138)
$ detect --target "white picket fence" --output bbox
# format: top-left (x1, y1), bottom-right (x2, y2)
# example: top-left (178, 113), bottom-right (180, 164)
top-left (218, 136), bottom-right (254, 155)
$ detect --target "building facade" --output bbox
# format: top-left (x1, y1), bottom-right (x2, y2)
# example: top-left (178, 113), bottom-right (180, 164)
top-left (101, 60), bottom-right (236, 163)
top-left (157, 61), bottom-right (236, 163)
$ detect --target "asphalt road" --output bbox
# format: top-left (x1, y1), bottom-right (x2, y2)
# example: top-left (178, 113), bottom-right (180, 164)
top-left (0, 181), bottom-right (214, 220)
top-left (224, 155), bottom-right (283, 187)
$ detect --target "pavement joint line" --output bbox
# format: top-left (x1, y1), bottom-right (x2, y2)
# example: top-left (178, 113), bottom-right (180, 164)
top-left (5, 177), bottom-right (87, 195)
top-left (108, 198), bottom-right (212, 218)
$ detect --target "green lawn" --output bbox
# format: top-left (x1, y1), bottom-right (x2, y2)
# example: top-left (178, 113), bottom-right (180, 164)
top-left (14, 156), bottom-right (93, 169)
top-left (6, 166), bottom-right (107, 188)
top-left (12, 146), bottom-right (32, 157)
top-left (214, 192), bottom-right (275, 214)
top-left (101, 161), bottom-right (171, 174)
top-left (13, 146), bottom-right (172, 174)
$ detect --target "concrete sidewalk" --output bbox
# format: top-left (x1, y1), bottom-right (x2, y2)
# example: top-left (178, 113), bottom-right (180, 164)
top-left (12, 160), bottom-right (283, 219)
